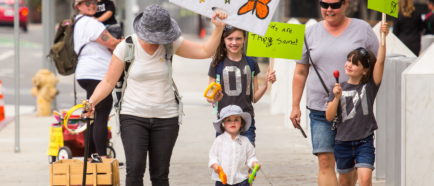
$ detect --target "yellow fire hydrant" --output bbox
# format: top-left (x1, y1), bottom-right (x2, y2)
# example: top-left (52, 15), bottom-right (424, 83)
top-left (31, 69), bottom-right (59, 116)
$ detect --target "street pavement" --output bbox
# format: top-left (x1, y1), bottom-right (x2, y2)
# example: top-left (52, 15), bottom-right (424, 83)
top-left (0, 25), bottom-right (386, 185)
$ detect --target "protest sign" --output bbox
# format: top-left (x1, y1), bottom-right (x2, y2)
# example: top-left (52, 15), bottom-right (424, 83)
top-left (247, 22), bottom-right (305, 60)
top-left (368, 0), bottom-right (399, 18)
top-left (169, 0), bottom-right (280, 36)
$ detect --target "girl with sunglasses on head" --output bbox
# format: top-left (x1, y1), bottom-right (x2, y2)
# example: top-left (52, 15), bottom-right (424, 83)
top-left (290, 0), bottom-right (379, 185)
top-left (206, 26), bottom-right (276, 146)
top-left (325, 23), bottom-right (389, 186)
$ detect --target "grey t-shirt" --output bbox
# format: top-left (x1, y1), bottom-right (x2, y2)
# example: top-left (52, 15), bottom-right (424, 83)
top-left (328, 79), bottom-right (380, 141)
top-left (208, 57), bottom-right (260, 117)
top-left (297, 18), bottom-right (379, 111)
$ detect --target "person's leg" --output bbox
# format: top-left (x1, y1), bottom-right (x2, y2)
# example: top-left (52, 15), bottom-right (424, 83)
top-left (78, 79), bottom-right (113, 156)
top-left (148, 117), bottom-right (179, 186)
top-left (357, 168), bottom-right (373, 186)
top-left (309, 110), bottom-right (337, 186)
top-left (120, 115), bottom-right (151, 186)
top-left (92, 90), bottom-right (112, 156)
top-left (77, 79), bottom-right (98, 155)
top-left (334, 140), bottom-right (357, 186)
top-left (355, 135), bottom-right (375, 186)
top-left (241, 118), bottom-right (256, 146)
top-left (215, 181), bottom-right (224, 186)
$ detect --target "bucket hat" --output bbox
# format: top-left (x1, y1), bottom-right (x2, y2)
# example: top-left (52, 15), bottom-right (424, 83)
top-left (133, 4), bottom-right (181, 44)
top-left (213, 105), bottom-right (251, 134)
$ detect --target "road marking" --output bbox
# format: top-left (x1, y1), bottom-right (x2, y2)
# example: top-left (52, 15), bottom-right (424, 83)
top-left (0, 50), bottom-right (14, 61)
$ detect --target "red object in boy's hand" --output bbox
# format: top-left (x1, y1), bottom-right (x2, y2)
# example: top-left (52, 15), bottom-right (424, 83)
top-left (333, 70), bottom-right (340, 83)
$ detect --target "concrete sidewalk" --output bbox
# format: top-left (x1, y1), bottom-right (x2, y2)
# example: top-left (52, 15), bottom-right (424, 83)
top-left (0, 49), bottom-right (386, 186)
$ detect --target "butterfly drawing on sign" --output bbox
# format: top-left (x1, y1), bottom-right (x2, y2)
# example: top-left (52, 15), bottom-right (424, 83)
top-left (237, 0), bottom-right (271, 20)
top-left (390, 0), bottom-right (398, 14)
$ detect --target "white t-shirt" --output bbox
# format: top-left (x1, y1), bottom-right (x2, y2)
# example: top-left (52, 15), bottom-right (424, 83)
top-left (113, 34), bottom-right (184, 118)
top-left (74, 15), bottom-right (112, 80)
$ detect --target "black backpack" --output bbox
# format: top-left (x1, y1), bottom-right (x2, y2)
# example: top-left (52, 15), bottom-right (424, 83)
top-left (48, 15), bottom-right (87, 76)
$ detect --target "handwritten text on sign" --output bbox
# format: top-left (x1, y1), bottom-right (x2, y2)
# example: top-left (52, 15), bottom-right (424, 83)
top-left (169, 0), bottom-right (280, 36)
top-left (247, 22), bottom-right (305, 60)
top-left (368, 0), bottom-right (399, 18)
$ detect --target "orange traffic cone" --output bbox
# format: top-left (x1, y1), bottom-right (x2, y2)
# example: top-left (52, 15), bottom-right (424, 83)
top-left (0, 80), bottom-right (4, 122)
top-left (199, 28), bottom-right (206, 38)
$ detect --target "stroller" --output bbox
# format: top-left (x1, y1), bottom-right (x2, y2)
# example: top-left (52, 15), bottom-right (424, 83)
top-left (48, 110), bottom-right (116, 163)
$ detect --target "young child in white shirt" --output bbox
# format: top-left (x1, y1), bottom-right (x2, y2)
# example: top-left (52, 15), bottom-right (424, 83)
top-left (209, 105), bottom-right (260, 186)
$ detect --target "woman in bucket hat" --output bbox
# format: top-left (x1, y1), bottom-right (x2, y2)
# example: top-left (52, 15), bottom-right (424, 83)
top-left (86, 4), bottom-right (227, 186)
top-left (209, 105), bottom-right (260, 186)
top-left (73, 0), bottom-right (120, 159)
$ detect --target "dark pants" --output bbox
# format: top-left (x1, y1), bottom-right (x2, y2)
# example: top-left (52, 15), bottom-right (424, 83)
top-left (78, 79), bottom-right (113, 156)
top-left (215, 179), bottom-right (249, 186)
top-left (120, 114), bottom-right (179, 186)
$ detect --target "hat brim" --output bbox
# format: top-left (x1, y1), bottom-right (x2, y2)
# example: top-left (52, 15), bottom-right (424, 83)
top-left (133, 13), bottom-right (182, 45)
top-left (213, 112), bottom-right (251, 134)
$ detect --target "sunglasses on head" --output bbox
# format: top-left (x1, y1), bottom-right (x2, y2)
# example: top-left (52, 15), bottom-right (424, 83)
top-left (319, 1), bottom-right (344, 9)
top-left (356, 47), bottom-right (370, 66)
top-left (81, 0), bottom-right (97, 6)
top-left (223, 25), bottom-right (234, 33)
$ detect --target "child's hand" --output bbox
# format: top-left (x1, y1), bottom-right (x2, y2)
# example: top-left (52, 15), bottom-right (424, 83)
top-left (253, 162), bottom-right (261, 170)
top-left (206, 90), bottom-right (223, 103)
top-left (380, 22), bottom-right (390, 37)
top-left (211, 163), bottom-right (220, 173)
top-left (267, 70), bottom-right (276, 84)
top-left (333, 83), bottom-right (342, 98)
top-left (214, 90), bottom-right (223, 102)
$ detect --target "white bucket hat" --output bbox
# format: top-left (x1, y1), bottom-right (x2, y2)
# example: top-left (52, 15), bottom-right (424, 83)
top-left (213, 105), bottom-right (251, 134)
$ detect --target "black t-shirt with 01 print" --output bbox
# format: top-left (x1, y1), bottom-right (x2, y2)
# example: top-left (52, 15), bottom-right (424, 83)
top-left (208, 57), bottom-right (260, 118)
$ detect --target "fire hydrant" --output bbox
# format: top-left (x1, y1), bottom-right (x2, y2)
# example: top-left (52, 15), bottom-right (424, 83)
top-left (31, 69), bottom-right (59, 116)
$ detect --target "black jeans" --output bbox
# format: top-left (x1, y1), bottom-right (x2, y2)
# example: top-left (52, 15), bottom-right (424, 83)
top-left (78, 79), bottom-right (113, 156)
top-left (120, 114), bottom-right (179, 186)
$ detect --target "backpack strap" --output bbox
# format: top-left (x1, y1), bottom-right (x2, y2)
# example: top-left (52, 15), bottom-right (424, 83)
top-left (245, 56), bottom-right (256, 102)
top-left (110, 35), bottom-right (134, 134)
top-left (164, 44), bottom-right (184, 124)
top-left (73, 15), bottom-right (87, 105)
top-left (113, 35), bottom-right (134, 110)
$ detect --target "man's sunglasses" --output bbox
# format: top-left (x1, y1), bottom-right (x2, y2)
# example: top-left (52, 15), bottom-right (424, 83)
top-left (319, 1), bottom-right (344, 9)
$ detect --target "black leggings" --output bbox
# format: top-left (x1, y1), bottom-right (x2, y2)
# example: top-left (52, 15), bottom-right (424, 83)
top-left (78, 79), bottom-right (113, 156)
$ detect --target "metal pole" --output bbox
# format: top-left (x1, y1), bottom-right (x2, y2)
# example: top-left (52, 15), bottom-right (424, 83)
top-left (42, 0), bottom-right (57, 110)
top-left (14, 0), bottom-right (21, 153)
top-left (42, 0), bottom-right (55, 70)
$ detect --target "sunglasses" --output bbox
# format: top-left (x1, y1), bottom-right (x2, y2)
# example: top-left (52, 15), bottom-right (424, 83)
top-left (319, 1), bottom-right (344, 9)
top-left (356, 47), bottom-right (370, 67)
top-left (80, 0), bottom-right (97, 7)
top-left (223, 25), bottom-right (234, 33)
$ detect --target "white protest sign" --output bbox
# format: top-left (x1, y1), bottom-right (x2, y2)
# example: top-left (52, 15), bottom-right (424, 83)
top-left (169, 0), bottom-right (280, 36)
